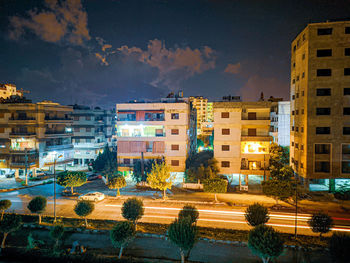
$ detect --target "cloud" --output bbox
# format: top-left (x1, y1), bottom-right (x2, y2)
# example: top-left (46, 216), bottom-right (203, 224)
top-left (9, 0), bottom-right (90, 46)
top-left (224, 62), bottom-right (241, 74)
top-left (118, 39), bottom-right (216, 89)
top-left (102, 44), bottom-right (112, 52)
top-left (95, 52), bottom-right (108, 66)
top-left (240, 75), bottom-right (289, 101)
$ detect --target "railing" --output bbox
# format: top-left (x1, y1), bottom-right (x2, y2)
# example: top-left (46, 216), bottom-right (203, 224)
top-left (45, 144), bottom-right (73, 150)
top-left (45, 117), bottom-right (72, 120)
top-left (241, 117), bottom-right (270, 120)
top-left (45, 131), bottom-right (72, 135)
top-left (117, 133), bottom-right (165, 137)
top-left (241, 134), bottom-right (271, 137)
top-left (241, 166), bottom-right (266, 170)
top-left (9, 117), bottom-right (35, 120)
top-left (10, 132), bottom-right (36, 136)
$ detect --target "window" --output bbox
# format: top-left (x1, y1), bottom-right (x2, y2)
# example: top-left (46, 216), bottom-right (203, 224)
top-left (344, 88), bottom-right (350, 95)
top-left (86, 127), bottom-right (91, 132)
top-left (171, 160), bottom-right (179, 166)
top-left (292, 142), bottom-right (294, 147)
top-left (295, 143), bottom-right (299, 149)
top-left (345, 48), bottom-right (350, 56)
top-left (317, 28), bottom-right (332, 35)
top-left (291, 126), bottom-right (294, 131)
top-left (293, 45), bottom-right (296, 52)
top-left (342, 144), bottom-right (350, 173)
top-left (222, 145), bottom-right (230, 151)
top-left (171, 144), bottom-right (179, 151)
top-left (345, 27), bottom-right (350, 34)
top-left (74, 127), bottom-right (80, 132)
top-left (301, 144), bottom-right (304, 150)
top-left (301, 109), bottom-right (304, 114)
top-left (315, 144), bottom-right (330, 154)
top-left (316, 88), bottom-right (331, 96)
top-left (292, 95), bottom-right (295, 100)
top-left (74, 139), bottom-right (80, 144)
top-left (222, 128), bottom-right (230, 135)
top-left (302, 72), bottom-right (305, 78)
top-left (316, 108), bottom-right (331, 115)
top-left (302, 53), bottom-right (305, 60)
top-left (292, 111), bottom-right (295, 115)
top-left (292, 79), bottom-right (295, 84)
top-left (86, 116), bottom-right (91, 121)
top-left (221, 112), bottom-right (229, 118)
top-left (123, 159), bottom-right (130, 165)
top-left (296, 110), bottom-right (299, 115)
top-left (317, 49), bottom-right (332, 57)
top-left (302, 91), bottom-right (304, 96)
top-left (221, 161), bottom-right (230, 168)
top-left (86, 139), bottom-right (91, 143)
top-left (171, 113), bottom-right (179, 120)
top-left (74, 116), bottom-right (79, 121)
top-left (301, 127), bottom-right (304, 133)
top-left (315, 161), bottom-right (330, 173)
top-left (317, 69), bottom-right (332, 76)
top-left (343, 127), bottom-right (350, 135)
top-left (344, 108), bottom-right (350, 115)
top-left (248, 112), bottom-right (257, 120)
top-left (316, 127), bottom-right (330, 134)
top-left (248, 128), bottom-right (256, 136)
top-left (296, 93), bottom-right (299, 98)
top-left (345, 68), bottom-right (350, 76)
top-left (171, 129), bottom-right (179, 135)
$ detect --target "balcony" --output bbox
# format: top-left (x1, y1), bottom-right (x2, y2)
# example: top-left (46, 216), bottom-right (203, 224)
top-left (241, 134), bottom-right (272, 141)
top-left (45, 144), bottom-right (73, 151)
top-left (45, 130), bottom-right (73, 137)
top-left (10, 132), bottom-right (36, 138)
top-left (9, 117), bottom-right (36, 120)
top-left (241, 117), bottom-right (270, 120)
top-left (45, 116), bottom-right (72, 123)
top-left (9, 148), bottom-right (38, 155)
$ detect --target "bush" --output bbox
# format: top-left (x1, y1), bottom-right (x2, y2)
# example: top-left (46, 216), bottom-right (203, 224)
top-left (74, 200), bottom-right (94, 226)
top-left (308, 212), bottom-right (333, 237)
top-left (27, 196), bottom-right (47, 224)
top-left (262, 179), bottom-right (294, 205)
top-left (178, 205), bottom-right (199, 225)
top-left (121, 198), bottom-right (144, 225)
top-left (0, 199), bottom-right (12, 220)
top-left (248, 225), bottom-right (284, 263)
top-left (50, 225), bottom-right (65, 250)
top-left (245, 203), bottom-right (270, 227)
top-left (334, 191), bottom-right (350, 201)
top-left (0, 214), bottom-right (22, 249)
top-left (329, 232), bottom-right (350, 263)
top-left (110, 221), bottom-right (135, 259)
top-left (107, 175), bottom-right (127, 196)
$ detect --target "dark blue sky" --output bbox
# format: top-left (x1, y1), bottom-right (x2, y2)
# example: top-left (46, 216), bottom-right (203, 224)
top-left (1, 0), bottom-right (349, 108)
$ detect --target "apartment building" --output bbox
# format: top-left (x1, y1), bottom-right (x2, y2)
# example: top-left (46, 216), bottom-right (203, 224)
top-left (116, 98), bottom-right (196, 179)
top-left (270, 101), bottom-right (291, 147)
top-left (213, 101), bottom-right (273, 185)
top-left (189, 96), bottom-right (213, 135)
top-left (0, 97), bottom-right (73, 177)
top-left (70, 105), bottom-right (116, 169)
top-left (290, 21), bottom-right (350, 190)
top-left (0, 84), bottom-right (23, 99)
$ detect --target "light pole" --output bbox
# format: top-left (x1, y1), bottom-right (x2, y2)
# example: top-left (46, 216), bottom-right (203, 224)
top-left (53, 154), bottom-right (63, 223)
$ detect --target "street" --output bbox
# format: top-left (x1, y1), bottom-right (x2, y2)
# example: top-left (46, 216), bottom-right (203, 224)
top-left (1, 181), bottom-right (350, 236)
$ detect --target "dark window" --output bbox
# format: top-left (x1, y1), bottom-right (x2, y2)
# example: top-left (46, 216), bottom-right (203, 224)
top-left (316, 88), bottom-right (331, 96)
top-left (342, 162), bottom-right (350, 173)
top-left (86, 127), bottom-right (91, 132)
top-left (86, 116), bottom-right (91, 121)
top-left (342, 144), bottom-right (350, 154)
top-left (171, 129), bottom-right (179, 135)
top-left (302, 53), bottom-right (305, 60)
top-left (221, 161), bottom-right (230, 168)
top-left (316, 108), bottom-right (331, 115)
top-left (343, 127), bottom-right (350, 135)
top-left (221, 112), bottom-right (229, 118)
top-left (295, 143), bottom-right (299, 149)
top-left (222, 145), bottom-right (230, 151)
top-left (248, 128), bottom-right (256, 136)
top-left (171, 144), bottom-right (179, 151)
top-left (344, 88), bottom-right (350, 95)
top-left (171, 160), bottom-right (179, 166)
top-left (295, 127), bottom-right (299, 132)
top-left (315, 144), bottom-right (330, 154)
top-left (302, 72), bottom-right (305, 78)
top-left (344, 108), bottom-right (350, 115)
top-left (301, 127), bottom-right (304, 133)
top-left (345, 27), bottom-right (350, 34)
top-left (123, 159), bottom-right (130, 165)
top-left (222, 128), bottom-right (230, 135)
top-left (345, 48), bottom-right (350, 56)
top-left (301, 109), bottom-right (304, 114)
top-left (317, 28), bottom-right (332, 35)
top-left (293, 45), bottom-right (296, 52)
top-left (317, 49), bottom-right (332, 57)
top-left (248, 112), bottom-right (257, 120)
top-left (317, 69), bottom-right (332, 76)
top-left (315, 161), bottom-right (330, 173)
top-left (316, 127), bottom-right (330, 134)
top-left (171, 113), bottom-right (179, 120)
top-left (292, 142), bottom-right (294, 146)
top-left (301, 144), bottom-right (304, 150)
top-left (292, 95), bottom-right (295, 100)
top-left (345, 68), bottom-right (350, 76)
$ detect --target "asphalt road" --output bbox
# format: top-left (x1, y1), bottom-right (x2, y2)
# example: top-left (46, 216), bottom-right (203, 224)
top-left (1, 182), bottom-right (350, 236)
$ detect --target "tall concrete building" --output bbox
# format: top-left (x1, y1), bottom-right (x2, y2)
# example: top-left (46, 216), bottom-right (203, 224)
top-left (0, 84), bottom-right (23, 99)
top-left (189, 96), bottom-right (213, 135)
top-left (0, 97), bottom-right (73, 177)
top-left (290, 21), bottom-right (350, 190)
top-left (270, 101), bottom-right (291, 147)
top-left (116, 97), bottom-right (196, 180)
top-left (71, 105), bottom-right (116, 170)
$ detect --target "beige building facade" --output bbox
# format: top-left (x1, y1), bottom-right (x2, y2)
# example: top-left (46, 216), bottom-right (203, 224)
top-left (0, 84), bottom-right (23, 99)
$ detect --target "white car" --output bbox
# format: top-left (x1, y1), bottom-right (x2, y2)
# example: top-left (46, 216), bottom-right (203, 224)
top-left (78, 192), bottom-right (105, 202)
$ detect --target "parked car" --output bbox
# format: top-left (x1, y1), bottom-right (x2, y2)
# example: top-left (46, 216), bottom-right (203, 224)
top-left (87, 174), bottom-right (102, 181)
top-left (35, 170), bottom-right (47, 177)
top-left (78, 192), bottom-right (105, 202)
top-left (5, 172), bottom-right (15, 178)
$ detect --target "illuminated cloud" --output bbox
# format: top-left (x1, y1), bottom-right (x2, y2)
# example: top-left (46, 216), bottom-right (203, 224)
top-left (102, 44), bottom-right (112, 52)
top-left (95, 53), bottom-right (109, 66)
top-left (224, 62), bottom-right (241, 74)
top-left (118, 39), bottom-right (216, 89)
top-left (9, 0), bottom-right (90, 46)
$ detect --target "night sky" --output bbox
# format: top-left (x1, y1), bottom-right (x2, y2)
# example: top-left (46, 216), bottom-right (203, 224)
top-left (1, 0), bottom-right (350, 108)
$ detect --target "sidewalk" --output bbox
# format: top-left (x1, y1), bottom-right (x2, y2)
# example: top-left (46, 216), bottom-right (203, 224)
top-left (0, 176), bottom-right (52, 191)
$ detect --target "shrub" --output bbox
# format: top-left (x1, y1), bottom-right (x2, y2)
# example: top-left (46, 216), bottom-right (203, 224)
top-left (0, 200), bottom-right (11, 220)
top-left (245, 203), bottom-right (270, 227)
top-left (329, 232), bottom-right (350, 263)
top-left (50, 225), bottom-right (65, 250)
top-left (121, 198), bottom-right (144, 225)
top-left (110, 221), bottom-right (135, 259)
top-left (308, 212), bottom-right (333, 237)
top-left (0, 214), bottom-right (22, 249)
top-left (107, 175), bottom-right (127, 196)
top-left (27, 196), bottom-right (47, 224)
top-left (262, 179), bottom-right (294, 205)
top-left (74, 200), bottom-right (94, 226)
top-left (178, 205), bottom-right (199, 225)
top-left (203, 178), bottom-right (227, 202)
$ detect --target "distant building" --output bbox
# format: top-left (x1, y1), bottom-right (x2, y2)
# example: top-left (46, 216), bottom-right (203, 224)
top-left (270, 101), bottom-right (290, 147)
top-left (0, 98), bottom-right (73, 177)
top-left (189, 96), bottom-right (213, 135)
top-left (290, 20), bottom-right (350, 190)
top-left (0, 84), bottom-right (23, 99)
top-left (70, 105), bottom-right (116, 170)
top-left (116, 97), bottom-right (196, 180)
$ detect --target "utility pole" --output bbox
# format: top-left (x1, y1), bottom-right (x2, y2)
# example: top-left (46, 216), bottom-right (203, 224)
top-left (294, 181), bottom-right (298, 240)
top-left (53, 158), bottom-right (57, 223)
top-left (25, 148), bottom-right (28, 185)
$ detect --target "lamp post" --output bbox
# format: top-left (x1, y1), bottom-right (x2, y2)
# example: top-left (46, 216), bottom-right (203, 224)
top-left (53, 154), bottom-right (63, 223)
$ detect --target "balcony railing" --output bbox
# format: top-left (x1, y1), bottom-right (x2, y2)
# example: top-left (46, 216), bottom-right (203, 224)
top-left (10, 132), bottom-right (36, 136)
top-left (45, 117), bottom-right (72, 121)
top-left (9, 117), bottom-right (36, 120)
top-left (241, 117), bottom-right (270, 120)
top-left (45, 131), bottom-right (73, 135)
top-left (241, 134), bottom-right (271, 137)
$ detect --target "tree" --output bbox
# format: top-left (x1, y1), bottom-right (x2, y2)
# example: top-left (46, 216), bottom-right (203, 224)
top-left (248, 225), bottom-right (284, 263)
top-left (0, 200), bottom-right (11, 221)
top-left (147, 162), bottom-right (173, 200)
top-left (329, 232), bottom-right (350, 263)
top-left (110, 221), bottom-right (135, 259)
top-left (56, 171), bottom-right (87, 194)
top-left (108, 174), bottom-right (127, 196)
top-left (203, 178), bottom-right (227, 202)
top-left (27, 196), bottom-right (47, 224)
top-left (132, 159), bottom-right (160, 183)
top-left (74, 200), bottom-right (94, 227)
top-left (50, 225), bottom-right (65, 250)
top-left (269, 143), bottom-right (289, 171)
top-left (122, 198), bottom-right (144, 225)
top-left (0, 214), bottom-right (22, 250)
top-left (92, 145), bottom-right (118, 181)
top-left (308, 212), bottom-right (333, 237)
top-left (185, 151), bottom-right (219, 183)
top-left (262, 179), bottom-right (294, 205)
top-left (168, 217), bottom-right (198, 263)
top-left (245, 203), bottom-right (270, 227)
top-left (178, 205), bottom-right (199, 225)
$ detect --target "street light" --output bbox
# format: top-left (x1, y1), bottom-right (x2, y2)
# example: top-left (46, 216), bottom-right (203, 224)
top-left (53, 154), bottom-right (63, 223)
